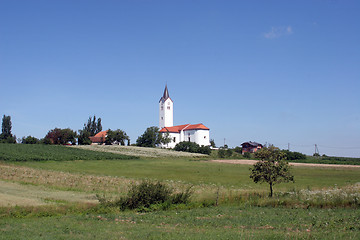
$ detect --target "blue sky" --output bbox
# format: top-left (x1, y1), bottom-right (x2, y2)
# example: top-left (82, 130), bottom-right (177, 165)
top-left (1, 0), bottom-right (359, 157)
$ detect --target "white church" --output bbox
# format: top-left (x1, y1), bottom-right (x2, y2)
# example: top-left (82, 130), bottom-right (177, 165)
top-left (158, 85), bottom-right (210, 148)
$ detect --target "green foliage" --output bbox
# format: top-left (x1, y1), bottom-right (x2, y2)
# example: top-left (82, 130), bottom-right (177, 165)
top-left (243, 152), bottom-right (251, 159)
top-left (250, 146), bottom-right (294, 197)
top-left (290, 155), bottom-right (360, 165)
top-left (210, 139), bottom-right (216, 148)
top-left (174, 141), bottom-right (211, 155)
top-left (281, 150), bottom-right (306, 160)
top-left (105, 129), bottom-right (129, 145)
top-left (78, 115), bottom-right (102, 145)
top-left (44, 128), bottom-right (77, 145)
top-left (0, 115), bottom-right (16, 143)
top-left (21, 136), bottom-right (40, 144)
top-left (234, 146), bottom-right (242, 154)
top-left (1, 115), bottom-right (12, 138)
top-left (217, 148), bottom-right (233, 158)
top-left (136, 126), bottom-right (170, 147)
top-left (84, 115), bottom-right (102, 136)
top-left (100, 181), bottom-right (193, 211)
top-left (0, 144), bottom-right (137, 162)
top-left (77, 130), bottom-right (92, 145)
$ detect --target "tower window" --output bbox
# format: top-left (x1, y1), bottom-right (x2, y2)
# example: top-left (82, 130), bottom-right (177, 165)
top-left (167, 106), bottom-right (170, 110)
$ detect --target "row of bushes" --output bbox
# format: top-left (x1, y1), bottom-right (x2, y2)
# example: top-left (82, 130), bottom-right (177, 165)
top-left (174, 141), bottom-right (211, 155)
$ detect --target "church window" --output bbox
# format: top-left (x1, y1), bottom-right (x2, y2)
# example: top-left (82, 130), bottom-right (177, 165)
top-left (161, 117), bottom-right (163, 120)
top-left (167, 106), bottom-right (170, 110)
top-left (173, 137), bottom-right (176, 142)
top-left (161, 106), bottom-right (163, 110)
top-left (204, 136), bottom-right (206, 139)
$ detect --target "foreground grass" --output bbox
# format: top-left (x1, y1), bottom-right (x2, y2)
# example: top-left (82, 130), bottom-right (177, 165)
top-left (1, 206), bottom-right (359, 239)
top-left (0, 144), bottom-right (137, 162)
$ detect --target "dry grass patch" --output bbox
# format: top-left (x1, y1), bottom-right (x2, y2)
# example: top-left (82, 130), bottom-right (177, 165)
top-left (72, 145), bottom-right (207, 158)
top-left (0, 180), bottom-right (97, 207)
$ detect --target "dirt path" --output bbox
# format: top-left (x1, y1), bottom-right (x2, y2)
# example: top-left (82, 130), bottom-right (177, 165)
top-left (211, 160), bottom-right (360, 168)
top-left (0, 180), bottom-right (98, 207)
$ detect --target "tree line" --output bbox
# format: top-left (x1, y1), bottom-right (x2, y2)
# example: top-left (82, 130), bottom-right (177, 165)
top-left (0, 115), bottom-right (208, 152)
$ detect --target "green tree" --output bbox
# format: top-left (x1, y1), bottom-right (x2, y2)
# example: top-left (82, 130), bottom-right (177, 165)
top-left (250, 146), bottom-right (294, 197)
top-left (0, 115), bottom-right (16, 143)
top-left (83, 115), bottom-right (102, 136)
top-left (105, 129), bottom-right (129, 145)
top-left (77, 130), bottom-right (92, 145)
top-left (21, 136), bottom-right (40, 144)
top-left (210, 139), bottom-right (216, 148)
top-left (44, 128), bottom-right (77, 145)
top-left (78, 115), bottom-right (102, 145)
top-left (136, 126), bottom-right (170, 148)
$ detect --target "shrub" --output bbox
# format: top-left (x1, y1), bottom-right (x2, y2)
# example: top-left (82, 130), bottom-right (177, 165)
top-left (234, 146), bottom-right (242, 154)
top-left (217, 148), bottom-right (233, 158)
top-left (174, 141), bottom-right (211, 155)
top-left (243, 152), bottom-right (251, 159)
top-left (218, 149), bottom-right (226, 158)
top-left (99, 181), bottom-right (193, 211)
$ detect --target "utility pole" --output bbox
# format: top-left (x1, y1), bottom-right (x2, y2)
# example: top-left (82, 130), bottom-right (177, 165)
top-left (314, 144), bottom-right (319, 156)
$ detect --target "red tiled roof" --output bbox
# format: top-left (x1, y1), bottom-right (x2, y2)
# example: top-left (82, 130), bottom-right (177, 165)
top-left (89, 130), bottom-right (108, 143)
top-left (159, 124), bottom-right (209, 133)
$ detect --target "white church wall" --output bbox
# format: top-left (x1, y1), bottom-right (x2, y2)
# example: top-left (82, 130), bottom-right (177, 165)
top-left (194, 129), bottom-right (210, 146)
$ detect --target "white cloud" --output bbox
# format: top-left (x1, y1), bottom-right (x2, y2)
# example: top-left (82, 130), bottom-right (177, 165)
top-left (264, 26), bottom-right (293, 39)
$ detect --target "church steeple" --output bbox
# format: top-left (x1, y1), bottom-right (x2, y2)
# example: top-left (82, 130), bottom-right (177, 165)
top-left (159, 84), bottom-right (171, 102)
top-left (159, 84), bottom-right (173, 129)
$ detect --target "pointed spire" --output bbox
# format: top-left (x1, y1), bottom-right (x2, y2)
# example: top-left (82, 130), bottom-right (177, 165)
top-left (163, 84), bottom-right (169, 100)
top-left (159, 84), bottom-right (172, 102)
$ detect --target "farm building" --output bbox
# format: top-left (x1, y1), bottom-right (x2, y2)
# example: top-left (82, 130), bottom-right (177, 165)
top-left (89, 130), bottom-right (107, 144)
top-left (241, 141), bottom-right (263, 154)
top-left (158, 85), bottom-right (210, 148)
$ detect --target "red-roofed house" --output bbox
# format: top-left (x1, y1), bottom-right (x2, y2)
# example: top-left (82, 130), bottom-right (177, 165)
top-left (89, 130), bottom-right (108, 144)
top-left (158, 85), bottom-right (210, 148)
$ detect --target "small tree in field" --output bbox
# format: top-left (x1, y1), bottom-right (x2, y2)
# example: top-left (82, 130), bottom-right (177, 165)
top-left (250, 146), bottom-right (294, 197)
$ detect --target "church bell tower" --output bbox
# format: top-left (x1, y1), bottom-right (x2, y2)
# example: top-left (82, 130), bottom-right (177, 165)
top-left (159, 85), bottom-right (173, 129)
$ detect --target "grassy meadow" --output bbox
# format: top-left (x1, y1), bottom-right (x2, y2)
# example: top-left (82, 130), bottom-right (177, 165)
top-left (0, 144), bottom-right (359, 239)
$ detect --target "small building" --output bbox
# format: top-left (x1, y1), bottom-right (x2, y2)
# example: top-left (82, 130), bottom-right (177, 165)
top-left (241, 141), bottom-right (263, 154)
top-left (89, 130), bottom-right (108, 144)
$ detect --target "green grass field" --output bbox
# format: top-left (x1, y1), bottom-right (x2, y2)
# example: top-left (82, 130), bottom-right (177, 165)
top-left (0, 144), bottom-right (359, 239)
top-left (14, 158), bottom-right (360, 190)
top-left (0, 144), bottom-right (137, 161)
